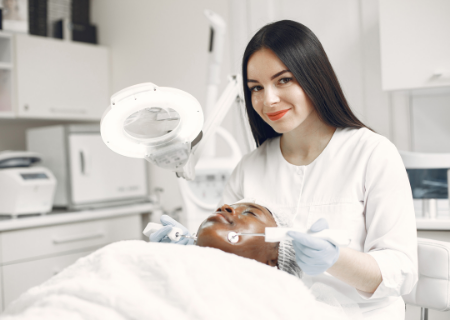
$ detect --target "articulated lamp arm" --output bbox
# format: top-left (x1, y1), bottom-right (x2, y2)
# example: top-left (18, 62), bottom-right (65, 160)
top-left (176, 74), bottom-right (249, 180)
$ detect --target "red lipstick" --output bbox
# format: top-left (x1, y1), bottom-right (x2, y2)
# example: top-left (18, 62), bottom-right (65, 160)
top-left (266, 109), bottom-right (289, 121)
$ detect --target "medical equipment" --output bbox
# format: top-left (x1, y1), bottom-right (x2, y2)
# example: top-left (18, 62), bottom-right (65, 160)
top-left (0, 151), bottom-right (56, 216)
top-left (27, 124), bottom-right (149, 210)
top-left (400, 151), bottom-right (450, 218)
top-left (100, 10), bottom-right (254, 181)
top-left (100, 10), bottom-right (255, 232)
top-left (100, 76), bottom-right (246, 179)
top-left (176, 10), bottom-right (254, 232)
top-left (143, 222), bottom-right (197, 242)
top-left (227, 228), bottom-right (351, 246)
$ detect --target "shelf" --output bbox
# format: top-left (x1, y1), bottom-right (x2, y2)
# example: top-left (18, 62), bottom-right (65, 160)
top-left (0, 202), bottom-right (156, 232)
top-left (0, 112), bottom-right (15, 118)
top-left (0, 31), bottom-right (12, 39)
top-left (0, 62), bottom-right (12, 70)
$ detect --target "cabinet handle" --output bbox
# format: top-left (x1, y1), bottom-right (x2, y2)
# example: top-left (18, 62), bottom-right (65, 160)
top-left (53, 231), bottom-right (105, 244)
top-left (80, 150), bottom-right (85, 174)
top-left (79, 149), bottom-right (90, 176)
top-left (432, 70), bottom-right (450, 79)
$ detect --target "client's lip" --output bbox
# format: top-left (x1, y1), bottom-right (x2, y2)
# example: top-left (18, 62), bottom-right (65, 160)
top-left (207, 212), bottom-right (231, 224)
top-left (266, 109), bottom-right (289, 121)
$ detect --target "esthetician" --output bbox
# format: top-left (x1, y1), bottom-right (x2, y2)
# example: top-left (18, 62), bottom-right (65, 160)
top-left (152, 20), bottom-right (418, 319)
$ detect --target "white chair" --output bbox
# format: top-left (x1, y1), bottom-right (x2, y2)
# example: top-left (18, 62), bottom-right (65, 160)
top-left (403, 237), bottom-right (450, 320)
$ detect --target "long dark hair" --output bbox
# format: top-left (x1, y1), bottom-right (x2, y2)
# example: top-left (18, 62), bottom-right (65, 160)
top-left (242, 20), bottom-right (369, 147)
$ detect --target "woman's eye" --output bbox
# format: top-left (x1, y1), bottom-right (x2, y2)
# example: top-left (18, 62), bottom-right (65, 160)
top-left (250, 85), bottom-right (263, 92)
top-left (279, 77), bottom-right (292, 84)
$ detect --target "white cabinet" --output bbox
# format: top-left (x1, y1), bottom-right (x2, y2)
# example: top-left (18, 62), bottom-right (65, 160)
top-left (15, 34), bottom-right (110, 119)
top-left (379, 0), bottom-right (450, 91)
top-left (0, 32), bottom-right (14, 118)
top-left (0, 210), bottom-right (145, 310)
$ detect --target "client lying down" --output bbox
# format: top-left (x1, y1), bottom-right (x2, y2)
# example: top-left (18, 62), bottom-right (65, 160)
top-left (151, 200), bottom-right (302, 277)
top-left (2, 200), bottom-right (361, 320)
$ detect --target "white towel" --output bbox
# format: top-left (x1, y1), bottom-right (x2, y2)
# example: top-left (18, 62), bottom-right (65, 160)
top-left (2, 241), bottom-right (362, 320)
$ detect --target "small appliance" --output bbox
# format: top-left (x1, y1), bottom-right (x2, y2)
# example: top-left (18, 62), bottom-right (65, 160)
top-left (400, 151), bottom-right (450, 218)
top-left (0, 151), bottom-right (56, 216)
top-left (27, 124), bottom-right (149, 210)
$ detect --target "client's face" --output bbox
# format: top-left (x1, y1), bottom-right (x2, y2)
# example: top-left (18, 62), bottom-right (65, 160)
top-left (196, 203), bottom-right (278, 267)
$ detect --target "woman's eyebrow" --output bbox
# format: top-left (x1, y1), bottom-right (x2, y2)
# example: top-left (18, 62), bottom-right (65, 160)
top-left (247, 69), bottom-right (290, 83)
top-left (270, 69), bottom-right (290, 80)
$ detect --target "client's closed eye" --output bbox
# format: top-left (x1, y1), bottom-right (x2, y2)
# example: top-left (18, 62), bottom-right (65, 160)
top-left (243, 210), bottom-right (257, 217)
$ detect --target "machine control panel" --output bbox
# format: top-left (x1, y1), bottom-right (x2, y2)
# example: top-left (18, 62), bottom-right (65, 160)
top-left (186, 171), bottom-right (229, 208)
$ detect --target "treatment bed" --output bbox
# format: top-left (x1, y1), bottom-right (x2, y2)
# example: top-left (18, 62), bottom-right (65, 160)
top-left (1, 238), bottom-right (449, 320)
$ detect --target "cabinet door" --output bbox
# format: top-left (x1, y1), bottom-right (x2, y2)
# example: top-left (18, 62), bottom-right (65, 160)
top-left (0, 32), bottom-right (13, 118)
top-left (15, 34), bottom-right (109, 120)
top-left (1, 214), bottom-right (142, 264)
top-left (0, 266), bottom-right (3, 311)
top-left (2, 250), bottom-right (93, 308)
top-left (68, 134), bottom-right (148, 205)
top-left (379, 0), bottom-right (450, 91)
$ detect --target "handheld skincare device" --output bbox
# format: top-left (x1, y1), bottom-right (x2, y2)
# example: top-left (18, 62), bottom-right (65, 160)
top-left (228, 228), bottom-right (351, 247)
top-left (143, 222), bottom-right (197, 241)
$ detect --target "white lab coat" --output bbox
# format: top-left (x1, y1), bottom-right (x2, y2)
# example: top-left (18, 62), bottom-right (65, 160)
top-left (221, 127), bottom-right (418, 317)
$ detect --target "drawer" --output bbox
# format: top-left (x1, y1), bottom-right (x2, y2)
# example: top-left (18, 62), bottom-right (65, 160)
top-left (2, 250), bottom-right (93, 309)
top-left (0, 214), bottom-right (141, 264)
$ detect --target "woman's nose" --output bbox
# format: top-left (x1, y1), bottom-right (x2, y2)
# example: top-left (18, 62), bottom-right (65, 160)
top-left (219, 204), bottom-right (236, 216)
top-left (264, 87), bottom-right (281, 107)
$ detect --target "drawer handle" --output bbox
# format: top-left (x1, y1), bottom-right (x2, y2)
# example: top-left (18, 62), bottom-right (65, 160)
top-left (53, 231), bottom-right (105, 244)
top-left (49, 108), bottom-right (87, 114)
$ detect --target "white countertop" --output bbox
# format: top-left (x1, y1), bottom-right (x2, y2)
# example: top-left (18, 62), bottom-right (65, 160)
top-left (416, 217), bottom-right (450, 231)
top-left (2, 203), bottom-right (445, 232)
top-left (0, 202), bottom-right (157, 232)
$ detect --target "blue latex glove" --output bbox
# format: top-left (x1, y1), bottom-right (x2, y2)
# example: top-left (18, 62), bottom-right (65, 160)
top-left (287, 218), bottom-right (340, 276)
top-left (149, 215), bottom-right (194, 245)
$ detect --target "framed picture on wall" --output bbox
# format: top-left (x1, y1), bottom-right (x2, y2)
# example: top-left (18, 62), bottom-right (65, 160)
top-left (2, 0), bottom-right (28, 33)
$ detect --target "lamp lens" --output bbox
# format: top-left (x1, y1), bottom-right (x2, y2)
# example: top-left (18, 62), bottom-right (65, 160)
top-left (124, 107), bottom-right (180, 139)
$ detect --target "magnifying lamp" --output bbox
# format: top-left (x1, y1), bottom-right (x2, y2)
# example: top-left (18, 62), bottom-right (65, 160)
top-left (101, 75), bottom-right (251, 180)
top-left (101, 82), bottom-right (203, 173)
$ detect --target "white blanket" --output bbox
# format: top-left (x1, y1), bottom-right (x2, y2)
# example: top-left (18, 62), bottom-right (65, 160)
top-left (1, 241), bottom-right (362, 320)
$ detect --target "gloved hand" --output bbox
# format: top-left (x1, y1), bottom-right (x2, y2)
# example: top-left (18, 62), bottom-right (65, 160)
top-left (287, 218), bottom-right (340, 276)
top-left (149, 215), bottom-right (195, 245)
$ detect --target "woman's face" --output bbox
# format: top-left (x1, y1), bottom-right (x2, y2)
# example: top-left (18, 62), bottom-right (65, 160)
top-left (196, 203), bottom-right (278, 266)
top-left (247, 48), bottom-right (315, 134)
